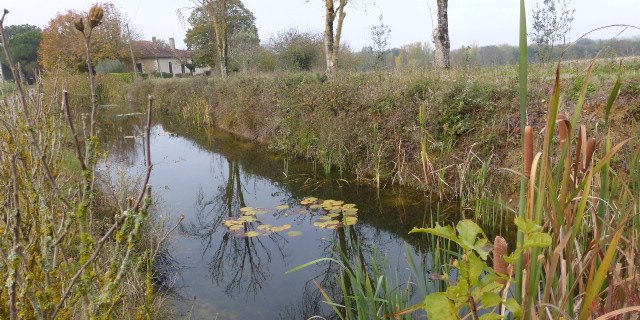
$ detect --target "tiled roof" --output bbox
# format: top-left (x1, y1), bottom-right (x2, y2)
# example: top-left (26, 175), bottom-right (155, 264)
top-left (133, 40), bottom-right (190, 59)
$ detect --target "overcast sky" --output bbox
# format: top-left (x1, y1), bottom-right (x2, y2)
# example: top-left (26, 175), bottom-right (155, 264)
top-left (4, 0), bottom-right (639, 50)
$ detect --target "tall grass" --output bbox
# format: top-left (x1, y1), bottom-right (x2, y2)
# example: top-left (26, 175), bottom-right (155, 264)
top-left (0, 7), bottom-right (172, 319)
top-left (291, 0), bottom-right (640, 319)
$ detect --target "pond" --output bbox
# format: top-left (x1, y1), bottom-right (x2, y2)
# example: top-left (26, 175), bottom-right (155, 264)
top-left (100, 106), bottom-right (461, 319)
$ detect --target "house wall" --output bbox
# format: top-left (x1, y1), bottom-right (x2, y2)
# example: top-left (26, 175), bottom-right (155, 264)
top-left (138, 57), bottom-right (191, 75)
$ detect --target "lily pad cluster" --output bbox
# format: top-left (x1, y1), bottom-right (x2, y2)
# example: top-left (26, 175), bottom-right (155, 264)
top-left (300, 197), bottom-right (359, 229)
top-left (223, 205), bottom-right (302, 238)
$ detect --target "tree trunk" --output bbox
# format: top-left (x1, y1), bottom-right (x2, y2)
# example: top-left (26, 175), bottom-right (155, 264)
top-left (434, 0), bottom-right (450, 69)
top-left (324, 0), bottom-right (348, 78)
top-left (209, 0), bottom-right (228, 77)
top-left (324, 0), bottom-right (336, 77)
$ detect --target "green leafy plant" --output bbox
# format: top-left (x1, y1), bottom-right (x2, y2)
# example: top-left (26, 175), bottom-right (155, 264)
top-left (409, 218), bottom-right (550, 319)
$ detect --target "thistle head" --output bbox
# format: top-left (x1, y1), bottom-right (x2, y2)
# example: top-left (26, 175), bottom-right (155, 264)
top-left (89, 5), bottom-right (104, 29)
top-left (74, 18), bottom-right (85, 33)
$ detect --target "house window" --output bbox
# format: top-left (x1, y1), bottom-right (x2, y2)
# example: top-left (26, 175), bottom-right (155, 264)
top-left (136, 63), bottom-right (142, 73)
top-left (168, 62), bottom-right (173, 74)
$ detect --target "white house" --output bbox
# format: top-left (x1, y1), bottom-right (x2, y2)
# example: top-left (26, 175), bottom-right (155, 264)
top-left (133, 37), bottom-right (199, 75)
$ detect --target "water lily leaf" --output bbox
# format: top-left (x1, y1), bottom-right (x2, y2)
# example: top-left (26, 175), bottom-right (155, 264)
top-left (224, 219), bottom-right (245, 226)
top-left (228, 225), bottom-right (244, 231)
top-left (342, 204), bottom-right (357, 209)
top-left (239, 216), bottom-right (257, 222)
top-left (326, 213), bottom-right (340, 218)
top-left (276, 204), bottom-right (290, 210)
top-left (240, 207), bottom-right (254, 212)
top-left (309, 204), bottom-right (323, 210)
top-left (313, 221), bottom-right (327, 228)
top-left (272, 224), bottom-right (292, 232)
top-left (287, 231), bottom-right (303, 237)
top-left (344, 216), bottom-right (358, 226)
top-left (257, 225), bottom-right (273, 231)
top-left (301, 197), bottom-right (318, 205)
top-left (342, 211), bottom-right (358, 217)
top-left (245, 231), bottom-right (260, 237)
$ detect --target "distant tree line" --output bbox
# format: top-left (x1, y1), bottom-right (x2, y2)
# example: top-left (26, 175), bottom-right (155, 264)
top-left (1, 0), bottom-right (640, 82)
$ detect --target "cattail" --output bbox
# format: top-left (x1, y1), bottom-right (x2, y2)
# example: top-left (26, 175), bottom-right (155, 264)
top-left (89, 5), bottom-right (104, 29)
top-left (557, 114), bottom-right (569, 152)
top-left (524, 125), bottom-right (534, 177)
top-left (74, 18), bottom-right (85, 33)
top-left (493, 236), bottom-right (509, 284)
top-left (583, 138), bottom-right (597, 172)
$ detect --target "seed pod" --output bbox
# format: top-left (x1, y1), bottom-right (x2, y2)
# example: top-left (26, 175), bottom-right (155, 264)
top-left (524, 125), bottom-right (534, 177)
top-left (583, 138), bottom-right (597, 172)
top-left (74, 18), bottom-right (85, 33)
top-left (89, 5), bottom-right (104, 29)
top-left (493, 236), bottom-right (509, 284)
top-left (557, 114), bottom-right (569, 152)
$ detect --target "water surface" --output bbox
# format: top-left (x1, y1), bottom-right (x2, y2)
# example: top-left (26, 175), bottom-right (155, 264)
top-left (101, 109), bottom-right (450, 319)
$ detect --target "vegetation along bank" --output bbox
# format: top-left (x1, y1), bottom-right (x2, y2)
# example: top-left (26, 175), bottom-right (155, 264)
top-left (131, 64), bottom-right (640, 196)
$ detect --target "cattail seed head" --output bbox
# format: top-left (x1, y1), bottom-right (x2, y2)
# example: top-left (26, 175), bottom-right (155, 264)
top-left (89, 5), bottom-right (104, 29)
top-left (493, 236), bottom-right (509, 284)
top-left (74, 18), bottom-right (85, 33)
top-left (557, 114), bottom-right (569, 151)
top-left (525, 125), bottom-right (534, 177)
top-left (583, 138), bottom-right (597, 172)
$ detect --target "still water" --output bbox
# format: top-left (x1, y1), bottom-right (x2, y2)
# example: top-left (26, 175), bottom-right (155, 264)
top-left (101, 108), bottom-right (448, 319)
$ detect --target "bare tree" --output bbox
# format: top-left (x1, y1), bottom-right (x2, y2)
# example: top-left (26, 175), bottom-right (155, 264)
top-left (433, 0), bottom-right (450, 69)
top-left (530, 0), bottom-right (574, 62)
top-left (370, 14), bottom-right (391, 67)
top-left (323, 0), bottom-right (348, 77)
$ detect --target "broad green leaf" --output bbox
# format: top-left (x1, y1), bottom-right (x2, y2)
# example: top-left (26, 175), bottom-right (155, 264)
top-left (480, 314), bottom-right (504, 320)
top-left (276, 204), bottom-right (290, 210)
top-left (286, 231), bottom-right (302, 237)
top-left (468, 252), bottom-right (484, 287)
top-left (504, 298), bottom-right (523, 318)
top-left (481, 292), bottom-right (502, 308)
top-left (409, 224), bottom-right (460, 246)
top-left (446, 280), bottom-right (470, 304)
top-left (514, 216), bottom-right (542, 233)
top-left (457, 220), bottom-right (484, 251)
top-left (504, 248), bottom-right (523, 264)
top-left (423, 292), bottom-right (458, 320)
top-left (524, 231), bottom-right (552, 249)
top-left (472, 238), bottom-right (491, 260)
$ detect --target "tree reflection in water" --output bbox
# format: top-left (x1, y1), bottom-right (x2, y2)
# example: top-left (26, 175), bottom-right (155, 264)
top-left (181, 159), bottom-right (288, 297)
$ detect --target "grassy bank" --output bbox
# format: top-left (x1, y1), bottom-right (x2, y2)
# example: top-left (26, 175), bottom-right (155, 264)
top-left (130, 65), bottom-right (640, 197)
